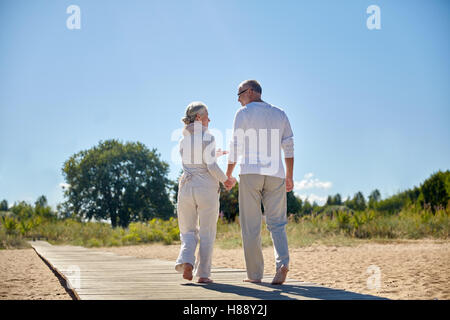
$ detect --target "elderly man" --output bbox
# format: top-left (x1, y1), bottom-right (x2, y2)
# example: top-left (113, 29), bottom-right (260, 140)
top-left (225, 80), bottom-right (294, 284)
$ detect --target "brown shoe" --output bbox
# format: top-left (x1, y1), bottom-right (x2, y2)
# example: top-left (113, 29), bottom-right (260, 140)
top-left (271, 265), bottom-right (288, 285)
top-left (183, 263), bottom-right (193, 281)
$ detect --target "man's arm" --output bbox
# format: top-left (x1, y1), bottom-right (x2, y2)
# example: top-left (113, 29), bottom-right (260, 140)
top-left (285, 157), bottom-right (294, 192)
top-left (226, 162), bottom-right (237, 178)
top-left (226, 109), bottom-right (243, 179)
top-left (280, 111), bottom-right (294, 192)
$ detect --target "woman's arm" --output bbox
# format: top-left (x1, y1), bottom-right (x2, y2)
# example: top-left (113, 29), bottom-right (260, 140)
top-left (203, 135), bottom-right (228, 183)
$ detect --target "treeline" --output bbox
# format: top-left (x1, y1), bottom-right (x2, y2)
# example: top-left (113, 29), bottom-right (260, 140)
top-left (0, 195), bottom-right (180, 249)
top-left (1, 139), bottom-right (449, 229)
top-left (285, 170), bottom-right (450, 218)
top-left (218, 170), bottom-right (450, 222)
top-left (0, 195), bottom-right (58, 248)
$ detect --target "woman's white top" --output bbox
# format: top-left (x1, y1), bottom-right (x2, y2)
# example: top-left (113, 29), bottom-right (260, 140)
top-left (179, 122), bottom-right (228, 188)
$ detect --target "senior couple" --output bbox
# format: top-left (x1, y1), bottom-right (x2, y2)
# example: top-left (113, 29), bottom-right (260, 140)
top-left (175, 80), bottom-right (294, 285)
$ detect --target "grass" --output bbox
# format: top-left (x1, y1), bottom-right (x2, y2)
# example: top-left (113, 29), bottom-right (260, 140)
top-left (0, 216), bottom-right (180, 249)
top-left (0, 227), bottom-right (31, 249)
top-left (216, 206), bottom-right (449, 249)
top-left (1, 206), bottom-right (449, 250)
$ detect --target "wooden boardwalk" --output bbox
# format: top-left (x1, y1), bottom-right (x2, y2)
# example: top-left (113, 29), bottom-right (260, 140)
top-left (30, 241), bottom-right (386, 300)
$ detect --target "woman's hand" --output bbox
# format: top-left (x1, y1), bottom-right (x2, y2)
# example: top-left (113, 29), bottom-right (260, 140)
top-left (215, 148), bottom-right (229, 158)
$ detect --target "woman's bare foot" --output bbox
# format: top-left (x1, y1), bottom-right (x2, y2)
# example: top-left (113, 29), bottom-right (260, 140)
top-left (183, 263), bottom-right (193, 281)
top-left (243, 279), bottom-right (262, 283)
top-left (197, 277), bottom-right (213, 283)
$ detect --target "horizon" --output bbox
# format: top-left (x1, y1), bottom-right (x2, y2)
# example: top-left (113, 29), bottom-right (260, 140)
top-left (1, 0), bottom-right (449, 209)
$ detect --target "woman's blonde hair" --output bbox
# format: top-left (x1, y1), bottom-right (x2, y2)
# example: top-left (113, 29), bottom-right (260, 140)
top-left (181, 101), bottom-right (208, 125)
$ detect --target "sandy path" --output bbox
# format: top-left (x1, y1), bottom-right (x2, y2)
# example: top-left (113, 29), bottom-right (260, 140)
top-left (97, 240), bottom-right (450, 300)
top-left (0, 249), bottom-right (72, 300)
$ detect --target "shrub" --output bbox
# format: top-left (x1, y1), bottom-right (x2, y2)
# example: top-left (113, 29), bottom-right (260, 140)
top-left (1, 216), bottom-right (18, 235)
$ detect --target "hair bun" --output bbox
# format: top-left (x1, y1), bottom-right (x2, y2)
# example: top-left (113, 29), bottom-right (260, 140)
top-left (182, 102), bottom-right (208, 125)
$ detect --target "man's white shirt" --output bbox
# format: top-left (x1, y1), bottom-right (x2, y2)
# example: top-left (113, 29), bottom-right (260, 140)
top-left (229, 101), bottom-right (294, 179)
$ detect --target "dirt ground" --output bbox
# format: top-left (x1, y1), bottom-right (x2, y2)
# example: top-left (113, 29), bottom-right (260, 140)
top-left (0, 249), bottom-right (72, 300)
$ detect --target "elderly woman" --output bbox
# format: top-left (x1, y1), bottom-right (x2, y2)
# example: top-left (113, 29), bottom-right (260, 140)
top-left (175, 101), bottom-right (235, 283)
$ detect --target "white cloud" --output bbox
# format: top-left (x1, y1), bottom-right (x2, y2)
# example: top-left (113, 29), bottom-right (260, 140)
top-left (295, 193), bottom-right (327, 206)
top-left (304, 172), bottom-right (314, 179)
top-left (294, 173), bottom-right (332, 191)
top-left (292, 173), bottom-right (332, 206)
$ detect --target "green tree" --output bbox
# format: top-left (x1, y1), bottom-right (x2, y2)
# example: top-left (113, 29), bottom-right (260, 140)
top-left (376, 192), bottom-right (406, 214)
top-left (327, 194), bottom-right (342, 206)
top-left (301, 198), bottom-right (313, 216)
top-left (219, 182), bottom-right (239, 222)
top-left (62, 140), bottom-right (174, 228)
top-left (368, 189), bottom-right (381, 209)
top-left (10, 201), bottom-right (34, 220)
top-left (0, 199), bottom-right (8, 211)
top-left (354, 191), bottom-right (367, 211)
top-left (334, 193), bottom-right (342, 206)
top-left (346, 192), bottom-right (366, 211)
top-left (35, 195), bottom-right (48, 208)
top-left (312, 201), bottom-right (320, 214)
top-left (34, 195), bottom-right (56, 220)
top-left (421, 170), bottom-right (449, 212)
top-left (287, 191), bottom-right (302, 215)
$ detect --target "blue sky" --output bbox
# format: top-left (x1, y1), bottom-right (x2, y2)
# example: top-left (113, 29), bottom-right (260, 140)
top-left (1, 0), bottom-right (449, 208)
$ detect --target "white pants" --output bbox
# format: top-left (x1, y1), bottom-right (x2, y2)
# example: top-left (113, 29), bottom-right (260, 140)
top-left (175, 178), bottom-right (220, 278)
top-left (239, 174), bottom-right (290, 280)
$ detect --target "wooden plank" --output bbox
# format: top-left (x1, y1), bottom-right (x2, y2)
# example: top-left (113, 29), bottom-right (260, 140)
top-left (29, 241), bottom-right (387, 300)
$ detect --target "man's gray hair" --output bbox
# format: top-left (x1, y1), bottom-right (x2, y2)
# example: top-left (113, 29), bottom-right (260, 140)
top-left (239, 80), bottom-right (262, 94)
top-left (181, 101), bottom-right (208, 125)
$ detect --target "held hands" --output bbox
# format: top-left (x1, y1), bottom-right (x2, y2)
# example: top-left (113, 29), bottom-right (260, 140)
top-left (217, 148), bottom-right (234, 191)
top-left (224, 176), bottom-right (236, 191)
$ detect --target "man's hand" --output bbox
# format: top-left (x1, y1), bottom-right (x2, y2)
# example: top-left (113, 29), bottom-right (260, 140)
top-left (224, 176), bottom-right (236, 191)
top-left (284, 157), bottom-right (294, 192)
top-left (286, 177), bottom-right (294, 192)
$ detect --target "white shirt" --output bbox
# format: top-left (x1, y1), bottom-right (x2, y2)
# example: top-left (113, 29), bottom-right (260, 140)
top-left (179, 122), bottom-right (228, 187)
top-left (229, 101), bottom-right (294, 179)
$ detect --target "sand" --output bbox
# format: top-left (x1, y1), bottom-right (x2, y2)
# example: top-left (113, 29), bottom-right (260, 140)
top-left (97, 239), bottom-right (450, 300)
top-left (0, 249), bottom-right (72, 300)
top-left (1, 240), bottom-right (448, 300)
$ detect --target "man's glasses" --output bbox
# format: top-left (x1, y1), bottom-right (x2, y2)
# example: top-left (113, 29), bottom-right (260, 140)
top-left (237, 88), bottom-right (250, 96)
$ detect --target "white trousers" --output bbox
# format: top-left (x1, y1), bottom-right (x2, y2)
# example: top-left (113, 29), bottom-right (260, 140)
top-left (239, 174), bottom-right (290, 280)
top-left (175, 179), bottom-right (220, 278)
